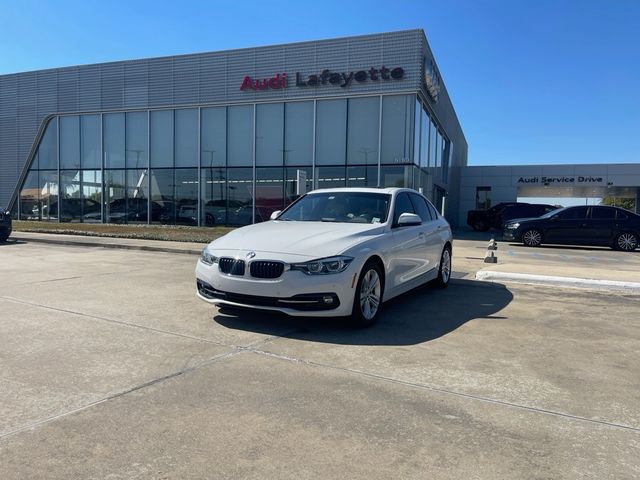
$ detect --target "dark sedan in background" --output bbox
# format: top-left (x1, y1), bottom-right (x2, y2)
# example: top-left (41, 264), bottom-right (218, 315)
top-left (0, 208), bottom-right (12, 242)
top-left (467, 202), bottom-right (557, 231)
top-left (503, 205), bottom-right (640, 251)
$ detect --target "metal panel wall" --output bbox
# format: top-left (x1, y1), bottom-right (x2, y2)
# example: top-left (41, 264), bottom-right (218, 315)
top-left (0, 29), bottom-right (467, 210)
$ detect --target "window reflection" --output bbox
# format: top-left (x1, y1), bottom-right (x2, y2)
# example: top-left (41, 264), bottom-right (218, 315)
top-left (175, 169), bottom-right (198, 225)
top-left (126, 169), bottom-right (149, 224)
top-left (104, 113), bottom-right (125, 169)
top-left (226, 168), bottom-right (253, 226)
top-left (150, 110), bottom-right (174, 168)
top-left (346, 166), bottom-right (378, 187)
top-left (284, 102), bottom-right (313, 166)
top-left (105, 170), bottom-right (126, 223)
top-left (82, 170), bottom-right (103, 223)
top-left (38, 118), bottom-right (58, 170)
top-left (316, 100), bottom-right (346, 165)
top-left (255, 167), bottom-right (284, 222)
top-left (228, 106), bottom-right (253, 167)
top-left (316, 166), bottom-right (346, 189)
top-left (285, 167), bottom-right (312, 207)
top-left (60, 170), bottom-right (82, 222)
top-left (16, 97), bottom-right (447, 225)
top-left (201, 167), bottom-right (227, 226)
top-left (126, 112), bottom-right (148, 169)
top-left (20, 171), bottom-right (39, 220)
top-left (347, 97), bottom-right (379, 165)
top-left (256, 104), bottom-right (284, 167)
top-left (39, 171), bottom-right (59, 221)
top-left (81, 115), bottom-right (101, 169)
top-left (151, 169), bottom-right (175, 224)
top-left (381, 165), bottom-right (412, 188)
top-left (175, 109), bottom-right (198, 168)
top-left (201, 107), bottom-right (226, 168)
top-left (60, 116), bottom-right (80, 169)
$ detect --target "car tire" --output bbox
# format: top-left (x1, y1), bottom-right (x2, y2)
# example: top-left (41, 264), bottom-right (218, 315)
top-left (613, 232), bottom-right (639, 251)
top-left (432, 245), bottom-right (452, 289)
top-left (0, 231), bottom-right (8, 243)
top-left (522, 228), bottom-right (543, 247)
top-left (350, 260), bottom-right (384, 328)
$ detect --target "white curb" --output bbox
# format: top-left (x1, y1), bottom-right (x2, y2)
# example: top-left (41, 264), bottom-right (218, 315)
top-left (475, 270), bottom-right (640, 293)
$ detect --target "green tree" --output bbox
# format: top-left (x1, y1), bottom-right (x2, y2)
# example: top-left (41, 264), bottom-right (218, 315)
top-left (600, 197), bottom-right (636, 211)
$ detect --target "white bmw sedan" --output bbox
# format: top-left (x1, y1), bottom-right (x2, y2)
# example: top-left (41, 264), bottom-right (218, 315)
top-left (196, 187), bottom-right (453, 326)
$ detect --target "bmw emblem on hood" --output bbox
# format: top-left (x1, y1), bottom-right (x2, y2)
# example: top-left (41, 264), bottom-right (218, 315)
top-left (246, 251), bottom-right (256, 259)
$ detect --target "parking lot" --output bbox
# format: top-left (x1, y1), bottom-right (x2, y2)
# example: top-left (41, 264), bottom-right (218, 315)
top-left (1, 240), bottom-right (639, 479)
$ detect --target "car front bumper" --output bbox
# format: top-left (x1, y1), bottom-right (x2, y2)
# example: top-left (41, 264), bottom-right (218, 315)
top-left (195, 259), bottom-right (358, 317)
top-left (502, 229), bottom-right (521, 241)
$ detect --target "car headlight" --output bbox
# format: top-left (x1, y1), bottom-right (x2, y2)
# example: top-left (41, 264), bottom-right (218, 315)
top-left (506, 223), bottom-right (520, 229)
top-left (200, 248), bottom-right (218, 266)
top-left (290, 256), bottom-right (354, 275)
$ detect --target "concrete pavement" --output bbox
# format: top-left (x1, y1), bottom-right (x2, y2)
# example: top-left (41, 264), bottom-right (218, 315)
top-left (10, 230), bottom-right (640, 291)
top-left (1, 241), bottom-right (639, 478)
top-left (452, 236), bottom-right (640, 290)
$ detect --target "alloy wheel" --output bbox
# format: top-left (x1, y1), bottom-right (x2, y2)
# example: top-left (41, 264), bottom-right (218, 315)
top-left (523, 229), bottom-right (542, 247)
top-left (441, 248), bottom-right (451, 283)
top-left (359, 269), bottom-right (381, 321)
top-left (617, 233), bottom-right (638, 251)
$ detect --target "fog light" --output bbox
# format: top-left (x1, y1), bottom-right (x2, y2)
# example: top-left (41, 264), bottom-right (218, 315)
top-left (322, 295), bottom-right (334, 304)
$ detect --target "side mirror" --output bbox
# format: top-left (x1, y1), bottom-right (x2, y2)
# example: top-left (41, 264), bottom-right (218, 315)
top-left (397, 213), bottom-right (422, 227)
top-left (270, 210), bottom-right (282, 220)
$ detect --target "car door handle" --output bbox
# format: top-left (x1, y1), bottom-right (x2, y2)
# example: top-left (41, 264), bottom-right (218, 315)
top-left (418, 232), bottom-right (425, 238)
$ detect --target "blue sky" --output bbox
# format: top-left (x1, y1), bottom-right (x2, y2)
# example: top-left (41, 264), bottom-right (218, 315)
top-left (1, 0), bottom-right (638, 167)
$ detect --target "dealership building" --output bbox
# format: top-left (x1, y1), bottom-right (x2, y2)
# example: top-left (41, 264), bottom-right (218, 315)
top-left (1, 29), bottom-right (468, 227)
top-left (1, 29), bottom-right (638, 228)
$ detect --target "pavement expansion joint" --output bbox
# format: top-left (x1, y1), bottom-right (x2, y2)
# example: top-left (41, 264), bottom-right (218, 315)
top-left (0, 295), bottom-right (230, 348)
top-left (0, 348), bottom-right (244, 441)
top-left (0, 299), bottom-right (306, 441)
top-left (247, 348), bottom-right (640, 434)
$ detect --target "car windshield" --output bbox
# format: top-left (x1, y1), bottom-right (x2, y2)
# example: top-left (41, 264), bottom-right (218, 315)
top-left (539, 207), bottom-right (565, 218)
top-left (278, 192), bottom-right (391, 224)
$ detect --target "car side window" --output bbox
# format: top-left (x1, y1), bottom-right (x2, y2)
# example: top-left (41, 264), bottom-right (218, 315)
top-left (426, 200), bottom-right (439, 219)
top-left (591, 207), bottom-right (616, 220)
top-left (393, 193), bottom-right (416, 225)
top-left (558, 207), bottom-right (589, 220)
top-left (409, 193), bottom-right (433, 222)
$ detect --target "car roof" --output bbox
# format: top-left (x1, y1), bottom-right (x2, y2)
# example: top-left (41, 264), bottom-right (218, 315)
top-left (306, 187), bottom-right (412, 195)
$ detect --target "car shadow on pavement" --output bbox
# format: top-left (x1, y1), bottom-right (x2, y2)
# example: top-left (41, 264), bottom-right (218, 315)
top-left (505, 243), bottom-right (619, 253)
top-left (213, 279), bottom-right (513, 346)
top-left (0, 239), bottom-right (26, 247)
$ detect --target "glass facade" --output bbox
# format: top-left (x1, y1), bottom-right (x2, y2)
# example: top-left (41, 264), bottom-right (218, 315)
top-left (17, 94), bottom-right (452, 225)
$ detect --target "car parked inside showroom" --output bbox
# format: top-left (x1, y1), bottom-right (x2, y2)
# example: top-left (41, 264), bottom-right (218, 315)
top-left (196, 188), bottom-right (453, 326)
top-left (0, 208), bottom-right (12, 242)
top-left (503, 205), bottom-right (640, 251)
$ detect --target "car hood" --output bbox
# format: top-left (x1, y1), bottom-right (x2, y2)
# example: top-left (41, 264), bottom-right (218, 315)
top-left (208, 220), bottom-right (386, 259)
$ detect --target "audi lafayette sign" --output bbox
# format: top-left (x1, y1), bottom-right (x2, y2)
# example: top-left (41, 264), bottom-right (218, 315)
top-left (240, 66), bottom-right (404, 91)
